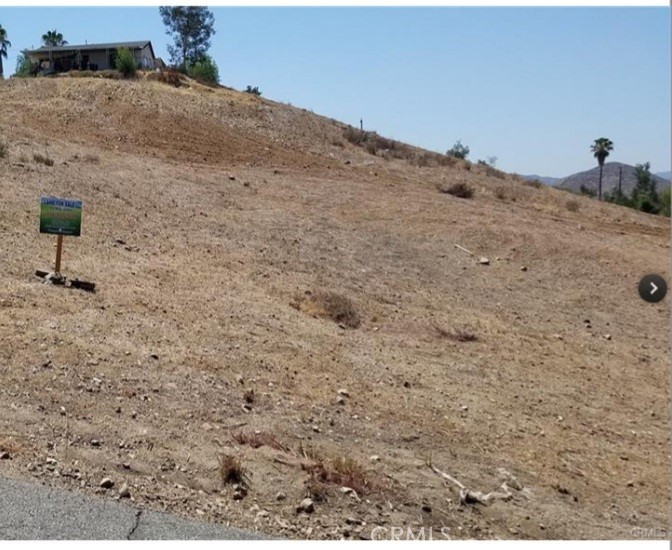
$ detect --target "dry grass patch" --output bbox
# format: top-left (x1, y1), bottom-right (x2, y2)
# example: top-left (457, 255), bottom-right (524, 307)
top-left (218, 453), bottom-right (246, 485)
top-left (292, 290), bottom-right (361, 328)
top-left (433, 324), bottom-right (478, 342)
top-left (522, 178), bottom-right (543, 189)
top-left (438, 182), bottom-right (474, 199)
top-left (566, 199), bottom-right (580, 212)
top-left (300, 446), bottom-right (376, 496)
top-left (33, 153), bottom-right (54, 167)
top-left (233, 430), bottom-right (288, 451)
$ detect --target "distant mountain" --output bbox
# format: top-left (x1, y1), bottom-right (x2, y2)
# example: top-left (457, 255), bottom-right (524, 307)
top-left (559, 162), bottom-right (670, 196)
top-left (520, 174), bottom-right (564, 186)
top-left (655, 171), bottom-right (671, 181)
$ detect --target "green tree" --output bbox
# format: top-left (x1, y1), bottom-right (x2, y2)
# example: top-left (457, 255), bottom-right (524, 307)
top-left (630, 163), bottom-right (660, 214)
top-left (659, 186), bottom-right (670, 217)
top-left (15, 53), bottom-right (37, 77)
top-left (159, 6), bottom-right (215, 71)
top-left (115, 47), bottom-right (137, 78)
top-left (244, 85), bottom-right (261, 96)
top-left (0, 25), bottom-right (11, 79)
top-left (446, 139), bottom-right (470, 160)
top-left (187, 54), bottom-right (219, 86)
top-left (42, 29), bottom-right (68, 47)
top-left (590, 137), bottom-right (614, 201)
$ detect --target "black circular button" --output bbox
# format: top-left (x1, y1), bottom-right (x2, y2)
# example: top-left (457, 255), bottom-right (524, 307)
top-left (638, 274), bottom-right (667, 303)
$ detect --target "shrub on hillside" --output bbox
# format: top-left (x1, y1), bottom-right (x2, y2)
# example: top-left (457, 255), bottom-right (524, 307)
top-left (0, 140), bottom-right (7, 159)
top-left (566, 199), bottom-right (580, 212)
top-left (446, 139), bottom-right (470, 160)
top-left (244, 85), bottom-right (262, 96)
top-left (153, 68), bottom-right (182, 87)
top-left (15, 54), bottom-right (39, 77)
top-left (187, 55), bottom-right (219, 86)
top-left (438, 182), bottom-right (474, 199)
top-left (115, 48), bottom-right (137, 78)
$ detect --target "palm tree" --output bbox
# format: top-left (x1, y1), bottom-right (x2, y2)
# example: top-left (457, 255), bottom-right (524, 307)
top-left (42, 30), bottom-right (68, 47)
top-left (590, 137), bottom-right (614, 201)
top-left (0, 25), bottom-right (10, 79)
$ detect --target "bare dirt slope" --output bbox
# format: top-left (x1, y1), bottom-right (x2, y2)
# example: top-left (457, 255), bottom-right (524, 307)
top-left (0, 77), bottom-right (669, 540)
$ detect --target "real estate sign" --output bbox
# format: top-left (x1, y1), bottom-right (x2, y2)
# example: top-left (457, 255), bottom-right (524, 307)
top-left (39, 197), bottom-right (82, 237)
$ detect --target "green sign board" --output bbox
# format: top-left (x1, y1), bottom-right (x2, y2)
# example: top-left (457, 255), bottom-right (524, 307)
top-left (40, 197), bottom-right (82, 237)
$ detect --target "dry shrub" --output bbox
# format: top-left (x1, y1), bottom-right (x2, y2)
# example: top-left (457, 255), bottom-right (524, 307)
top-left (0, 141), bottom-right (7, 159)
top-left (83, 153), bottom-right (99, 163)
top-left (344, 127), bottom-right (365, 146)
top-left (33, 153), bottom-right (54, 166)
top-left (484, 166), bottom-right (507, 180)
top-left (566, 199), bottom-right (580, 212)
top-left (302, 451), bottom-right (375, 495)
top-left (243, 388), bottom-right (255, 404)
top-left (155, 69), bottom-right (182, 88)
top-left (433, 324), bottom-right (478, 342)
top-left (68, 70), bottom-right (95, 78)
top-left (218, 453), bottom-right (246, 485)
top-left (365, 141), bottom-right (378, 155)
top-left (523, 179), bottom-right (543, 189)
top-left (494, 185), bottom-right (507, 200)
top-left (293, 290), bottom-right (361, 328)
top-left (233, 430), bottom-right (287, 451)
top-left (98, 70), bottom-right (122, 80)
top-left (438, 182), bottom-right (474, 199)
top-left (462, 161), bottom-right (472, 171)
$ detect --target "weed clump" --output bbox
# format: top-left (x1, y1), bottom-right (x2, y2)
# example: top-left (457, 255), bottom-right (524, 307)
top-left (293, 290), bottom-right (361, 329)
top-left (438, 182), bottom-right (474, 199)
top-left (33, 153), bottom-right (54, 166)
top-left (218, 453), bottom-right (246, 485)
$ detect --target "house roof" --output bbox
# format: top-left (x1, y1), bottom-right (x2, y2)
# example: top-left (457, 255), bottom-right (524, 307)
top-left (24, 41), bottom-right (155, 58)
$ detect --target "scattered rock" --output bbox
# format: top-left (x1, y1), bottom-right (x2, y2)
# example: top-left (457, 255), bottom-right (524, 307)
top-left (337, 389), bottom-right (350, 397)
top-left (118, 483), bottom-right (131, 498)
top-left (100, 478), bottom-right (114, 489)
top-left (369, 455), bottom-right (380, 462)
top-left (232, 483), bottom-right (248, 500)
top-left (604, 334), bottom-right (612, 341)
top-left (276, 491), bottom-right (287, 501)
top-left (520, 266), bottom-right (528, 272)
top-left (478, 257), bottom-right (490, 265)
top-left (90, 439), bottom-right (101, 447)
top-left (0, 451), bottom-right (10, 460)
top-left (346, 516), bottom-right (364, 525)
top-left (297, 498), bottom-right (315, 514)
top-left (228, 175), bottom-right (236, 181)
top-left (336, 396), bottom-right (346, 405)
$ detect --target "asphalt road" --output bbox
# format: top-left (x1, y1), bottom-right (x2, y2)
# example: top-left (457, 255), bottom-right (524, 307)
top-left (0, 477), bottom-right (268, 540)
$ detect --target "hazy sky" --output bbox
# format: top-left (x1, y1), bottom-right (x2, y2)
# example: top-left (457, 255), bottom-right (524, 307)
top-left (1, 7), bottom-right (669, 176)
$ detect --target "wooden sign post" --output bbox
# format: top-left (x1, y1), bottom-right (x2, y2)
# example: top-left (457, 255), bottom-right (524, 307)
top-left (54, 234), bottom-right (64, 274)
top-left (39, 196), bottom-right (83, 277)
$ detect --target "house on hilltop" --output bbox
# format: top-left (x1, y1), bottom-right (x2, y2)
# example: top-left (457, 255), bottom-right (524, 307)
top-left (23, 40), bottom-right (164, 73)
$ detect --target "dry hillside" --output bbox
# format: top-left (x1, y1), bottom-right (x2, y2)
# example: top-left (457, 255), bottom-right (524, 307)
top-left (0, 76), bottom-right (669, 540)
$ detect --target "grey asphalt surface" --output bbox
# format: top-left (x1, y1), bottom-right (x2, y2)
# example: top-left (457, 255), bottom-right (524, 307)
top-left (0, 477), bottom-right (268, 540)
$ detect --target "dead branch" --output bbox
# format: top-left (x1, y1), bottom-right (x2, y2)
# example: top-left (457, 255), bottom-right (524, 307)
top-left (454, 244), bottom-right (474, 256)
